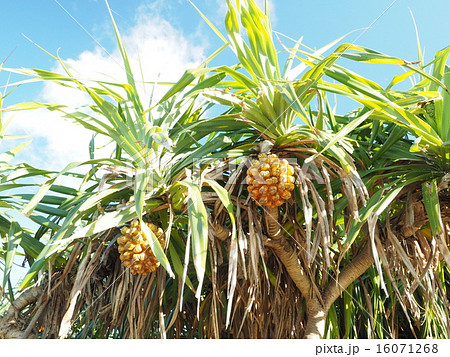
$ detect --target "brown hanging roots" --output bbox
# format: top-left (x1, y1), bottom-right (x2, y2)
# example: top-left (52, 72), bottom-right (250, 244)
top-left (246, 153), bottom-right (295, 208)
top-left (117, 219), bottom-right (165, 275)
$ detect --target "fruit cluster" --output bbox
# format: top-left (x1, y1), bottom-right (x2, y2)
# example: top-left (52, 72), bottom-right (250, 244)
top-left (117, 219), bottom-right (165, 275)
top-left (246, 153), bottom-right (295, 208)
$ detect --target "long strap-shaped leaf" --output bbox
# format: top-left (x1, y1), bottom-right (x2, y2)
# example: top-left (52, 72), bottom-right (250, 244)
top-left (204, 178), bottom-right (237, 326)
top-left (2, 220), bottom-right (22, 292)
top-left (305, 109), bottom-right (374, 164)
top-left (140, 220), bottom-right (175, 279)
top-left (21, 158), bottom-right (125, 217)
top-left (105, 0), bottom-right (144, 114)
top-left (178, 180), bottom-right (208, 309)
top-left (20, 199), bottom-right (83, 288)
top-left (422, 179), bottom-right (450, 267)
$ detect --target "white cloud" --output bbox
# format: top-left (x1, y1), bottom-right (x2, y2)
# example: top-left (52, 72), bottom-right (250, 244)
top-left (6, 9), bottom-right (207, 172)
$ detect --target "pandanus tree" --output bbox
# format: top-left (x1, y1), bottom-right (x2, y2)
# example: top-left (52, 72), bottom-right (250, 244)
top-left (0, 0), bottom-right (449, 339)
top-left (326, 43), bottom-right (450, 338)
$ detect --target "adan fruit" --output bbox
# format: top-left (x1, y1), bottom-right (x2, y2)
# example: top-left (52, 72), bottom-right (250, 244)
top-left (246, 153), bottom-right (295, 208)
top-left (117, 219), bottom-right (165, 275)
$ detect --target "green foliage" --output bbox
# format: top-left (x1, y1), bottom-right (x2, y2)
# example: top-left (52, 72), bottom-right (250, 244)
top-left (0, 0), bottom-right (449, 339)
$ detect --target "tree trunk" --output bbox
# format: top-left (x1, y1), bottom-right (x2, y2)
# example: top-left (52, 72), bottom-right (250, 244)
top-left (270, 236), bottom-right (375, 338)
top-left (264, 205), bottom-right (376, 339)
top-left (0, 286), bottom-right (43, 339)
top-left (303, 242), bottom-right (374, 339)
top-left (304, 300), bottom-right (327, 339)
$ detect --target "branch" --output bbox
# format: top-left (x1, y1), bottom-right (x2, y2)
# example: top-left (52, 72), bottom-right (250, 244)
top-left (266, 237), bottom-right (313, 299)
top-left (0, 286), bottom-right (43, 339)
top-left (2, 286), bottom-right (43, 321)
top-left (211, 222), bottom-right (230, 241)
top-left (264, 207), bottom-right (284, 240)
top-left (264, 206), bottom-right (317, 301)
top-left (323, 241), bottom-right (374, 310)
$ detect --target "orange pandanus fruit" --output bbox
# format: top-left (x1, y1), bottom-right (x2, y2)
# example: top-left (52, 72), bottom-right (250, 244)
top-left (117, 219), bottom-right (165, 275)
top-left (246, 153), bottom-right (295, 208)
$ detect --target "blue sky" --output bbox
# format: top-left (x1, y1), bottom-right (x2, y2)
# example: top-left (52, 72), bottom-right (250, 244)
top-left (2, 0), bottom-right (450, 170)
